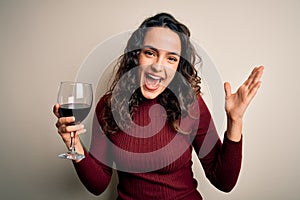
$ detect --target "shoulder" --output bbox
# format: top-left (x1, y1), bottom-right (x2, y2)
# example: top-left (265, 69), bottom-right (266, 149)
top-left (96, 94), bottom-right (111, 113)
top-left (188, 94), bottom-right (211, 118)
top-left (95, 93), bottom-right (111, 124)
top-left (196, 93), bottom-right (208, 108)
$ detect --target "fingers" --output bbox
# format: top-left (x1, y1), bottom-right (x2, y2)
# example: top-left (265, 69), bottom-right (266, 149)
top-left (248, 66), bottom-right (264, 90)
top-left (58, 124), bottom-right (84, 134)
top-left (53, 104), bottom-right (86, 149)
top-left (77, 128), bottom-right (87, 135)
top-left (55, 116), bottom-right (75, 128)
top-left (53, 104), bottom-right (61, 118)
top-left (57, 123), bottom-right (86, 143)
top-left (247, 80), bottom-right (262, 100)
top-left (224, 82), bottom-right (232, 98)
top-left (244, 66), bottom-right (264, 87)
top-left (55, 116), bottom-right (86, 136)
top-left (244, 66), bottom-right (264, 100)
top-left (243, 67), bottom-right (257, 86)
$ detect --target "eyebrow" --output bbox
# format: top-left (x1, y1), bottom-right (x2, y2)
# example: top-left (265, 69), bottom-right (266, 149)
top-left (142, 45), bottom-right (180, 57)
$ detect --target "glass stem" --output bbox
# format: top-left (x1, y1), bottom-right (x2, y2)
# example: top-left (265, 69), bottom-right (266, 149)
top-left (69, 131), bottom-right (76, 154)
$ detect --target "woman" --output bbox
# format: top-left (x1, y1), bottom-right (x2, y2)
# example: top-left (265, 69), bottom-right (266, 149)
top-left (53, 13), bottom-right (264, 199)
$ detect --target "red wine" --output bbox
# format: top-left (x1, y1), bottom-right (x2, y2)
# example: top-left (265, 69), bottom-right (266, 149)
top-left (59, 103), bottom-right (91, 123)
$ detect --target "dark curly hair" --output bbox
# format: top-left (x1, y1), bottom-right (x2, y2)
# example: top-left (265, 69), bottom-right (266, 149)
top-left (101, 13), bottom-right (202, 134)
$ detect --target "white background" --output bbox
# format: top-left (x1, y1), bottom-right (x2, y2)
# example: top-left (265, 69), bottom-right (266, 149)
top-left (0, 0), bottom-right (299, 199)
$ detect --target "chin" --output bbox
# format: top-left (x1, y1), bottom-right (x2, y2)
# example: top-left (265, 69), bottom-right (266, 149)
top-left (140, 86), bottom-right (164, 99)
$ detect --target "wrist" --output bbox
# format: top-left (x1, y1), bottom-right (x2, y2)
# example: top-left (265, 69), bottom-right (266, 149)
top-left (73, 143), bottom-right (85, 163)
top-left (226, 112), bottom-right (243, 123)
top-left (226, 116), bottom-right (243, 142)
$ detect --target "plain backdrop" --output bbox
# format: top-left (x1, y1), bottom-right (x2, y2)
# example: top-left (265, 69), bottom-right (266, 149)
top-left (0, 0), bottom-right (299, 199)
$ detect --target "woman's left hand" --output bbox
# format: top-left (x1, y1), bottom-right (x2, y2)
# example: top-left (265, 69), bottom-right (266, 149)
top-left (224, 66), bottom-right (264, 121)
top-left (224, 66), bottom-right (264, 141)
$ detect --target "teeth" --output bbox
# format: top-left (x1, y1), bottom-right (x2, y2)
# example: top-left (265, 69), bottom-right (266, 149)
top-left (147, 73), bottom-right (161, 80)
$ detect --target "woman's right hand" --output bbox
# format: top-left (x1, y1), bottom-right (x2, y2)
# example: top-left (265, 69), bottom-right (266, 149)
top-left (53, 103), bottom-right (86, 159)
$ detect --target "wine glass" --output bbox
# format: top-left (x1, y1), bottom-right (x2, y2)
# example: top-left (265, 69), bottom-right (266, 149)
top-left (57, 81), bottom-right (93, 160)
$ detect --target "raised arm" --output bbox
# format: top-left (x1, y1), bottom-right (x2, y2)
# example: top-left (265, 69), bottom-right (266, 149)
top-left (193, 66), bottom-right (264, 192)
top-left (224, 66), bottom-right (264, 141)
top-left (53, 96), bottom-right (113, 195)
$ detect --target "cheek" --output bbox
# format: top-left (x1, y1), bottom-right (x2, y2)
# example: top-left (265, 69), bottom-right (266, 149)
top-left (167, 64), bottom-right (179, 77)
top-left (138, 54), bottom-right (142, 64)
top-left (167, 71), bottom-right (177, 83)
top-left (138, 53), bottom-right (155, 66)
top-left (138, 54), bottom-right (147, 66)
top-left (138, 65), bottom-right (146, 81)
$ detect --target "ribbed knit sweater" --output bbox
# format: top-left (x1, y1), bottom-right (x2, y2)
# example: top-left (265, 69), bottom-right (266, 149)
top-left (73, 94), bottom-right (242, 200)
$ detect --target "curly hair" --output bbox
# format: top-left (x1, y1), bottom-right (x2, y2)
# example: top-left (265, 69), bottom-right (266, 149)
top-left (100, 13), bottom-right (202, 134)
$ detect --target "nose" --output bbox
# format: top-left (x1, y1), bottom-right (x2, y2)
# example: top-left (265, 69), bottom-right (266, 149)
top-left (151, 56), bottom-right (164, 72)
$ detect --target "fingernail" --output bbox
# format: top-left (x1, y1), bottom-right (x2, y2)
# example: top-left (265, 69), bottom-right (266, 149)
top-left (78, 129), bottom-right (87, 135)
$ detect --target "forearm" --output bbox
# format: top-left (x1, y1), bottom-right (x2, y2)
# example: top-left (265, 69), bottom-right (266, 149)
top-left (73, 150), bottom-right (113, 195)
top-left (61, 134), bottom-right (85, 163)
top-left (199, 133), bottom-right (243, 193)
top-left (215, 135), bottom-right (243, 192)
top-left (71, 135), bottom-right (84, 163)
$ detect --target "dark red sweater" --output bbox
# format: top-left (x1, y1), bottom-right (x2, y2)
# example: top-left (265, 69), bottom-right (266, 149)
top-left (73, 94), bottom-right (242, 200)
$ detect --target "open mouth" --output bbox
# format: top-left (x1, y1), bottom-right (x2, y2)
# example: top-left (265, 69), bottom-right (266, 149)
top-left (144, 73), bottom-right (163, 91)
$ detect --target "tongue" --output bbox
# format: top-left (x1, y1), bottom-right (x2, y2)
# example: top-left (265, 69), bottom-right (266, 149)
top-left (146, 76), bottom-right (160, 90)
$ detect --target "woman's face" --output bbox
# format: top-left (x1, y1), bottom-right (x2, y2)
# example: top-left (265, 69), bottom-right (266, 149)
top-left (138, 27), bottom-right (181, 99)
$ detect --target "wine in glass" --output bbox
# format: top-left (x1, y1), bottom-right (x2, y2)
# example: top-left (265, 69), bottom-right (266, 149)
top-left (57, 81), bottom-right (93, 160)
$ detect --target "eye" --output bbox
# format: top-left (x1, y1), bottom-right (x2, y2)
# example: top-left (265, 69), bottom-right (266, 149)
top-left (143, 49), bottom-right (155, 57)
top-left (168, 56), bottom-right (178, 63)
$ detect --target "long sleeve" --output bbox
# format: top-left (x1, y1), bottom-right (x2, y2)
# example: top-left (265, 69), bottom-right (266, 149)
top-left (73, 150), bottom-right (112, 195)
top-left (72, 95), bottom-right (113, 195)
top-left (192, 95), bottom-right (242, 192)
